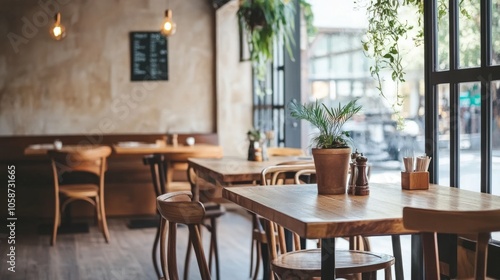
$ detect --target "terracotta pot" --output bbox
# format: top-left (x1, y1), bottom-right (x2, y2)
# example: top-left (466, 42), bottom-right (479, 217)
top-left (312, 147), bottom-right (351, 195)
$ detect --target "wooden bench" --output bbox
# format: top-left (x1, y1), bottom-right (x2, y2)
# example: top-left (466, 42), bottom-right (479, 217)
top-left (0, 133), bottom-right (218, 218)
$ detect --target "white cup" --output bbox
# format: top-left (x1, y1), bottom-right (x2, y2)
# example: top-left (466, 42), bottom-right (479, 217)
top-left (186, 137), bottom-right (195, 146)
top-left (54, 140), bottom-right (63, 150)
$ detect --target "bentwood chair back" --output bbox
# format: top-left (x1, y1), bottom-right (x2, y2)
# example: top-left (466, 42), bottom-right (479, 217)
top-left (157, 191), bottom-right (212, 280)
top-left (248, 162), bottom-right (315, 280)
top-left (48, 145), bottom-right (112, 245)
top-left (260, 164), bottom-right (394, 280)
top-left (403, 207), bottom-right (500, 279)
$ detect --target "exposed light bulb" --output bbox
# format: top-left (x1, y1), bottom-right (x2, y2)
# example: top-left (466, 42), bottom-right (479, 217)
top-left (49, 12), bottom-right (66, 41)
top-left (53, 26), bottom-right (62, 37)
top-left (160, 9), bottom-right (176, 37)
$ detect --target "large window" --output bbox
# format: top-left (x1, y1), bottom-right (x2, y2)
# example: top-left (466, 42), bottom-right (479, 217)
top-left (425, 0), bottom-right (500, 195)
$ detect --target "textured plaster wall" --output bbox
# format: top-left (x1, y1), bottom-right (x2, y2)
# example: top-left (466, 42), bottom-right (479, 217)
top-left (0, 0), bottom-right (216, 135)
top-left (216, 1), bottom-right (253, 157)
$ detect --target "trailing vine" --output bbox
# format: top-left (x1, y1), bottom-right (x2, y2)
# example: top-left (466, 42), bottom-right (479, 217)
top-left (299, 0), bottom-right (317, 37)
top-left (361, 0), bottom-right (469, 129)
top-left (362, 0), bottom-right (417, 129)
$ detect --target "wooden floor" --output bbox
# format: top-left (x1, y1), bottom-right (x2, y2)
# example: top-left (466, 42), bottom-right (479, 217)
top-left (0, 206), bottom-right (412, 280)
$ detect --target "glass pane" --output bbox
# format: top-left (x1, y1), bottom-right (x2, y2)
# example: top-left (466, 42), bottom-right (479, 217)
top-left (311, 57), bottom-right (329, 78)
top-left (313, 36), bottom-right (329, 57)
top-left (459, 82), bottom-right (481, 191)
top-left (458, 1), bottom-right (481, 68)
top-left (437, 2), bottom-right (449, 71)
top-left (492, 1), bottom-right (500, 65)
top-left (437, 84), bottom-right (450, 186)
top-left (492, 80), bottom-right (500, 195)
top-left (330, 33), bottom-right (352, 53)
top-left (331, 54), bottom-right (350, 77)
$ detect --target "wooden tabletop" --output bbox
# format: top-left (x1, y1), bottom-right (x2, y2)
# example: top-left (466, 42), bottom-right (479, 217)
top-left (188, 156), bottom-right (313, 184)
top-left (24, 144), bottom-right (109, 156)
top-left (112, 143), bottom-right (223, 157)
top-left (223, 183), bottom-right (500, 239)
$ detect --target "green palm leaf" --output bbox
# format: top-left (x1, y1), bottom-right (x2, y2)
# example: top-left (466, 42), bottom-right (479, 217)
top-left (290, 99), bottom-right (362, 149)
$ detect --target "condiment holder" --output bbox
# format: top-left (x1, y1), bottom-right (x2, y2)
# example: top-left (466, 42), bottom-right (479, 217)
top-left (401, 155), bottom-right (431, 190)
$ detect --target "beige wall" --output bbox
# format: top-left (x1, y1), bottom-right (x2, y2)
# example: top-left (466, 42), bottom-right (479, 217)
top-left (0, 0), bottom-right (252, 156)
top-left (216, 1), bottom-right (253, 157)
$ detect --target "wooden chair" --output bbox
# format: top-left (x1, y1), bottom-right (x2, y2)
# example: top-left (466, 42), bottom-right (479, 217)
top-left (403, 207), bottom-right (500, 280)
top-left (47, 145), bottom-right (112, 246)
top-left (157, 191), bottom-right (213, 280)
top-left (249, 161), bottom-right (314, 280)
top-left (261, 164), bottom-right (394, 280)
top-left (185, 165), bottom-right (226, 280)
top-left (144, 154), bottom-right (225, 280)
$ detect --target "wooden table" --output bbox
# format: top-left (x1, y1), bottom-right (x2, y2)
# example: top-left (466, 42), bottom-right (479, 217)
top-left (113, 143), bottom-right (222, 158)
top-left (24, 144), bottom-right (107, 155)
top-left (114, 143), bottom-right (223, 191)
top-left (188, 156), bottom-right (312, 185)
top-left (223, 183), bottom-right (500, 279)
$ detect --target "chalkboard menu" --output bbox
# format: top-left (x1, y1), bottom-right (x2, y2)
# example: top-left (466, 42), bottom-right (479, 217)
top-left (130, 32), bottom-right (168, 81)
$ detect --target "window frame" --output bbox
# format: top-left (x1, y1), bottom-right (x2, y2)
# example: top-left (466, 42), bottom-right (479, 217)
top-left (424, 0), bottom-right (500, 193)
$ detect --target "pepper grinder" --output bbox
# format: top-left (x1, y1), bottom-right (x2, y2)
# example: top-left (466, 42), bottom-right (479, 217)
top-left (348, 150), bottom-right (361, 195)
top-left (354, 155), bottom-right (370, 196)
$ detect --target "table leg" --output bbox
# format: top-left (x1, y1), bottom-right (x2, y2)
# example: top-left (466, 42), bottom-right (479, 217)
top-left (411, 234), bottom-right (424, 280)
top-left (391, 234), bottom-right (404, 280)
top-left (321, 238), bottom-right (336, 279)
top-left (261, 242), bottom-right (270, 280)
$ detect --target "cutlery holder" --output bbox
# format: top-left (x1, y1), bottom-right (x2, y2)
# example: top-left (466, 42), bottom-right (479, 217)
top-left (401, 171), bottom-right (429, 190)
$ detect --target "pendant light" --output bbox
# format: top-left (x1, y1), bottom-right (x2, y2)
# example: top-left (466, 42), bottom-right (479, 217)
top-left (160, 8), bottom-right (176, 37)
top-left (49, 12), bottom-right (66, 41)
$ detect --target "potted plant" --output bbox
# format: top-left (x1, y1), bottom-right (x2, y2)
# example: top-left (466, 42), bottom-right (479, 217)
top-left (290, 99), bottom-right (362, 194)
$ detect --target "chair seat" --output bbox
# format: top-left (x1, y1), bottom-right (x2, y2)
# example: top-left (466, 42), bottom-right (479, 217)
top-left (59, 184), bottom-right (99, 197)
top-left (271, 249), bottom-right (394, 277)
top-left (204, 202), bottom-right (226, 218)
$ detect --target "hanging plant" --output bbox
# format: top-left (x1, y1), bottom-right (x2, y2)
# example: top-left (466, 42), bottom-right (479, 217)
top-left (238, 0), bottom-right (315, 82)
top-left (361, 0), bottom-right (419, 129)
top-left (299, 0), bottom-right (317, 37)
